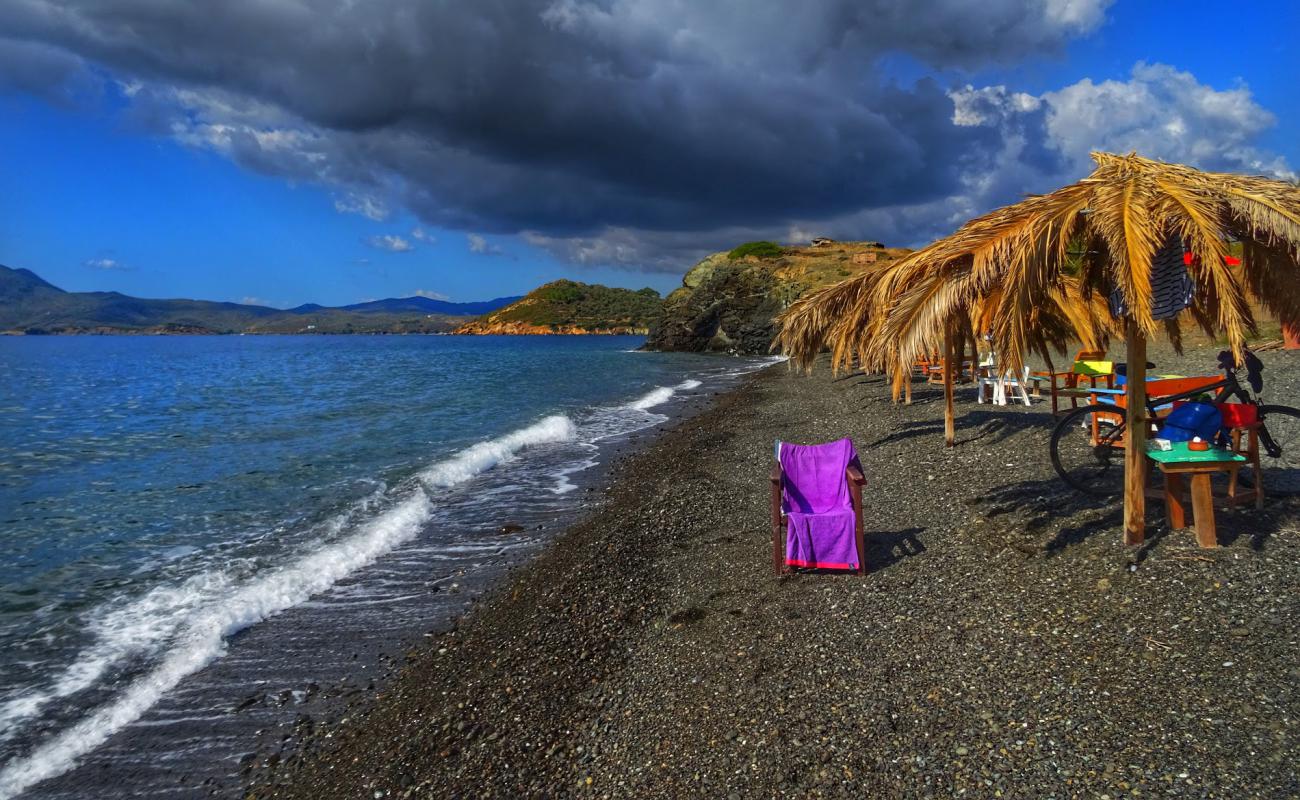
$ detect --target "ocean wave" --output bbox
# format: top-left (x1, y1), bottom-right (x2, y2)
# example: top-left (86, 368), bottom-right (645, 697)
top-left (420, 415), bottom-right (575, 488)
top-left (627, 386), bottom-right (675, 410)
top-left (0, 492), bottom-right (432, 800)
top-left (0, 414), bottom-right (578, 799)
top-left (625, 379), bottom-right (701, 412)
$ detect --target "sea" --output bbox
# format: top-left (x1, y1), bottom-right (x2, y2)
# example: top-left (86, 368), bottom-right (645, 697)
top-left (0, 334), bottom-right (775, 799)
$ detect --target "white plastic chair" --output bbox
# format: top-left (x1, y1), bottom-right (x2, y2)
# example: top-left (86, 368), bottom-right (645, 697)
top-left (997, 365), bottom-right (1033, 406)
top-left (975, 353), bottom-right (998, 404)
top-left (977, 362), bottom-right (1033, 406)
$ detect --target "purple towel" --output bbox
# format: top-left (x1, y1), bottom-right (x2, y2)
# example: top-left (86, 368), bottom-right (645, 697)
top-left (779, 438), bottom-right (860, 570)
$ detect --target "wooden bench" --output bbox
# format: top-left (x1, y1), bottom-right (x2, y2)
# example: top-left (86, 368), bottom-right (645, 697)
top-left (1031, 351), bottom-right (1113, 415)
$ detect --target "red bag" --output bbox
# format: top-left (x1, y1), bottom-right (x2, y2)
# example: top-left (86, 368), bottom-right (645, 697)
top-left (1217, 402), bottom-right (1258, 428)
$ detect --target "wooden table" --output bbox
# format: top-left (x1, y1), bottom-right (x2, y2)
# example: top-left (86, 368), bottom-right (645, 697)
top-left (1146, 444), bottom-right (1248, 548)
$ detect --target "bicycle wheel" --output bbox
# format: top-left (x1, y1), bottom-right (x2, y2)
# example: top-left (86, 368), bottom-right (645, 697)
top-left (1051, 403), bottom-right (1128, 497)
top-left (1249, 405), bottom-right (1300, 495)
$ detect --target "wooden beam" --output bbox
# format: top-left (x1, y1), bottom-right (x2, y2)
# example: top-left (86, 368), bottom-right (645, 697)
top-left (964, 323), bottom-right (977, 383)
top-left (1123, 318), bottom-right (1148, 545)
top-left (943, 320), bottom-right (956, 447)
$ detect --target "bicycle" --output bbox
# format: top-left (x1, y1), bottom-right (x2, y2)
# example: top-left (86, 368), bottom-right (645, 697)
top-left (1050, 350), bottom-right (1300, 497)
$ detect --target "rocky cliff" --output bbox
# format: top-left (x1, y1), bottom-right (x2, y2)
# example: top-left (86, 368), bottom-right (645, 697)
top-left (454, 279), bottom-right (661, 335)
top-left (645, 240), bottom-right (909, 354)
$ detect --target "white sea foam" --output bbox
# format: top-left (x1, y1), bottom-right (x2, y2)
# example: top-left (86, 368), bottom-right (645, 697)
top-left (0, 493), bottom-right (432, 800)
top-left (0, 571), bottom-right (237, 746)
top-left (0, 414), bottom-right (577, 799)
top-left (625, 379), bottom-right (700, 412)
top-left (628, 386), bottom-right (675, 410)
top-left (549, 451), bottom-right (599, 494)
top-left (420, 415), bottom-right (575, 488)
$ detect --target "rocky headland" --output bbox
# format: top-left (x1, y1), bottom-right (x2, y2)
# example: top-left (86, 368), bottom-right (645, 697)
top-left (645, 239), bottom-right (910, 354)
top-left (453, 279), bottom-right (661, 335)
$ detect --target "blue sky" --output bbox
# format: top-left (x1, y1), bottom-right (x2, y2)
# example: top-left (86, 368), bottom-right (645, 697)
top-left (0, 96), bottom-right (668, 306)
top-left (1, 1), bottom-right (1297, 307)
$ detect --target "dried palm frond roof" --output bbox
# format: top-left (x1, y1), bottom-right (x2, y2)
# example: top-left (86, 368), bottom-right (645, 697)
top-left (776, 151), bottom-right (1300, 373)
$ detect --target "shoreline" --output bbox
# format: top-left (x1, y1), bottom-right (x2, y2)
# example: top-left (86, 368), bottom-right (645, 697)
top-left (1, 340), bottom-right (763, 799)
top-left (250, 347), bottom-right (1300, 798)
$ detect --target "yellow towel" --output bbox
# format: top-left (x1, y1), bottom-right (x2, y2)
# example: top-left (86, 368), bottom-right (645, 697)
top-left (1073, 360), bottom-right (1113, 376)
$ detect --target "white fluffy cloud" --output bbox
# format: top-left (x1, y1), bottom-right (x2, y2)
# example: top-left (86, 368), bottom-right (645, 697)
top-left (1041, 62), bottom-right (1293, 178)
top-left (366, 234), bottom-right (414, 252)
top-left (411, 288), bottom-right (450, 300)
top-left (84, 257), bottom-right (124, 269)
top-left (334, 193), bottom-right (390, 221)
top-left (467, 233), bottom-right (502, 255)
top-left (952, 62), bottom-right (1293, 180)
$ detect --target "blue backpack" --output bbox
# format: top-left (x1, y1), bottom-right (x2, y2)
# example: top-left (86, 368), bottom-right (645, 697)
top-left (1159, 402), bottom-right (1223, 444)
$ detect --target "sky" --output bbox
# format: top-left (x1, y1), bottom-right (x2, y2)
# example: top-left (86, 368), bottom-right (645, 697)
top-left (1, 0), bottom-right (1298, 307)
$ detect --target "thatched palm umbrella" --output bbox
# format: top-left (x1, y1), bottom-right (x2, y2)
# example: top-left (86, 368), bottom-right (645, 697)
top-left (776, 152), bottom-right (1300, 544)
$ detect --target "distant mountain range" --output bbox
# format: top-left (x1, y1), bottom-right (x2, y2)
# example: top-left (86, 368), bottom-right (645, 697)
top-left (0, 265), bottom-right (521, 334)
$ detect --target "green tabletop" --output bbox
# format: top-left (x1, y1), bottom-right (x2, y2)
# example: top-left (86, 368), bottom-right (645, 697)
top-left (1146, 441), bottom-right (1246, 464)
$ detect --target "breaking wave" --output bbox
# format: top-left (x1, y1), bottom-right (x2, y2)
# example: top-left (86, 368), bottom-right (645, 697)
top-left (0, 414), bottom-right (577, 799)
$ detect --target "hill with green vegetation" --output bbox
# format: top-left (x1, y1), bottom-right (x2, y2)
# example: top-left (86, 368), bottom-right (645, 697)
top-left (454, 280), bottom-right (662, 335)
top-left (645, 239), bottom-right (911, 354)
top-left (0, 265), bottom-right (518, 334)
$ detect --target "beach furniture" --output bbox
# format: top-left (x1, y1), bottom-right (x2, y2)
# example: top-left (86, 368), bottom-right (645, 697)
top-left (770, 438), bottom-right (866, 575)
top-left (1030, 350), bottom-right (1113, 415)
top-left (1089, 375), bottom-right (1223, 416)
top-left (1146, 442), bottom-right (1248, 547)
top-left (976, 361), bottom-right (1033, 406)
top-left (1075, 375), bottom-right (1225, 453)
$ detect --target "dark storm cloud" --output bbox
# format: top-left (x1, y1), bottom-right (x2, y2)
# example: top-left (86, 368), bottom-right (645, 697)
top-left (0, 37), bottom-right (99, 104)
top-left (0, 0), bottom-right (1111, 259)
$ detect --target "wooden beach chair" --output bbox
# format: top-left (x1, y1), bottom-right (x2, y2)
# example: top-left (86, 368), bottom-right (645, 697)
top-left (1031, 350), bottom-right (1114, 415)
top-left (770, 439), bottom-right (866, 575)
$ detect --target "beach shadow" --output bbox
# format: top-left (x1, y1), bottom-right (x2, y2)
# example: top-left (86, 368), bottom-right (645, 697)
top-left (855, 378), bottom-right (891, 390)
top-left (868, 420), bottom-right (943, 447)
top-left (867, 527), bottom-right (926, 571)
top-left (969, 476), bottom-right (1124, 553)
top-left (970, 474), bottom-right (1294, 554)
top-left (867, 409), bottom-right (1051, 449)
top-left (779, 526), bottom-right (923, 577)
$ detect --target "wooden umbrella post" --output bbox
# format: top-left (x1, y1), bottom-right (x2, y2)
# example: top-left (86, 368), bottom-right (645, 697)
top-left (943, 320), bottom-right (956, 447)
top-left (1123, 317), bottom-right (1148, 545)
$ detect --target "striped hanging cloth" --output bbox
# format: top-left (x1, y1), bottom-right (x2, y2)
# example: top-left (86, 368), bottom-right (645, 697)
top-left (1109, 234), bottom-right (1193, 320)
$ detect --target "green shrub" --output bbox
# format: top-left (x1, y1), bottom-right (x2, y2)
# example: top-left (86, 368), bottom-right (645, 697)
top-left (727, 241), bottom-right (782, 260)
top-left (535, 281), bottom-right (584, 303)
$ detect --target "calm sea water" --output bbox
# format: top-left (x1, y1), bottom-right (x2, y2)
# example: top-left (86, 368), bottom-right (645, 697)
top-left (0, 335), bottom-right (771, 798)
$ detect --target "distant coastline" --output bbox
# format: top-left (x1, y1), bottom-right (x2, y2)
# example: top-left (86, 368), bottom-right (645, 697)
top-left (1, 327), bottom-right (647, 336)
top-left (0, 264), bottom-right (519, 336)
top-left (2, 326), bottom-right (465, 336)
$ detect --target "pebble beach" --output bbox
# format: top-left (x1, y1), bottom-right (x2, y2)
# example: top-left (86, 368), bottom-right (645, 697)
top-left (250, 343), bottom-right (1300, 799)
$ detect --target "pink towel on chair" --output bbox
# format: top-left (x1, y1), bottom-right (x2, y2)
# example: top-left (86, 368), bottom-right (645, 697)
top-left (779, 438), bottom-right (860, 570)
